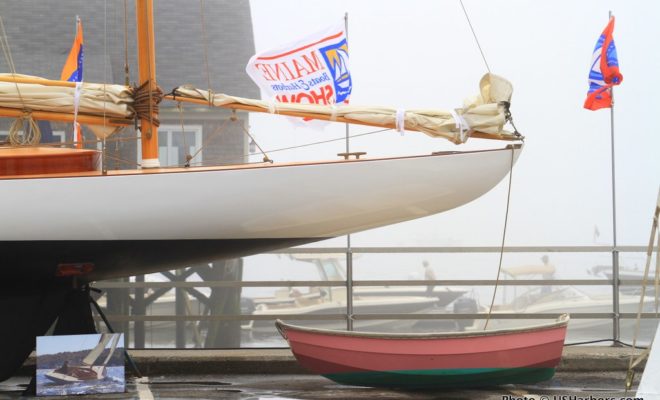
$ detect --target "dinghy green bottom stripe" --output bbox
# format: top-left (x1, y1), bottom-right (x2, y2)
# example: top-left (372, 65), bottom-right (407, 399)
top-left (324, 367), bottom-right (556, 389)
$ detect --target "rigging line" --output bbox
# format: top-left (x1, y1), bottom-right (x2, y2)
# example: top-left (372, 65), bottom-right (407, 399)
top-left (240, 122), bottom-right (271, 162)
top-left (27, 136), bottom-right (132, 148)
top-left (199, 0), bottom-right (212, 94)
top-left (187, 118), bottom-right (232, 162)
top-left (103, 0), bottom-right (109, 169)
top-left (177, 101), bottom-right (190, 166)
top-left (124, 0), bottom-right (130, 86)
top-left (0, 16), bottom-right (26, 110)
top-left (257, 128), bottom-right (392, 156)
top-left (33, 133), bottom-right (143, 148)
top-left (483, 146), bottom-right (516, 330)
top-left (458, 0), bottom-right (491, 74)
top-left (101, 151), bottom-right (142, 169)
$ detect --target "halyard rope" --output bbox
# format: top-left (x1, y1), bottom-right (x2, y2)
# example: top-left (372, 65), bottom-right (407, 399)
top-left (484, 146), bottom-right (516, 330)
top-left (200, 0), bottom-right (212, 98)
top-left (459, 0), bottom-right (492, 74)
top-left (0, 15), bottom-right (40, 144)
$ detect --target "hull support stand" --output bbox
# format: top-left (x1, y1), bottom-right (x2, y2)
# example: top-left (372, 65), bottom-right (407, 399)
top-left (90, 288), bottom-right (142, 378)
top-left (23, 283), bottom-right (98, 395)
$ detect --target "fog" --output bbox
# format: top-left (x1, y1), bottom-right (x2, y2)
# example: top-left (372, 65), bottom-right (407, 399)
top-left (248, 0), bottom-right (660, 250)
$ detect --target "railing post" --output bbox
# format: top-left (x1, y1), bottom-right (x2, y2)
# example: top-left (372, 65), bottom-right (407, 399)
top-left (346, 235), bottom-right (354, 331)
top-left (175, 270), bottom-right (186, 347)
top-left (134, 274), bottom-right (146, 348)
top-left (613, 248), bottom-right (621, 342)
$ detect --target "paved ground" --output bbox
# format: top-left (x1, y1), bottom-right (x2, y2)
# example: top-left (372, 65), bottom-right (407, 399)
top-left (0, 347), bottom-right (648, 399)
top-left (0, 371), bottom-right (643, 400)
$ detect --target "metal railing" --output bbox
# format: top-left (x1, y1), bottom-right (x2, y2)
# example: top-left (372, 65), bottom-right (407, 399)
top-left (92, 245), bottom-right (659, 348)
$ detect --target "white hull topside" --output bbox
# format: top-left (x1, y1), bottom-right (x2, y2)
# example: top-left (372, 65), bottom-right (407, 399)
top-left (1, 146), bottom-right (521, 241)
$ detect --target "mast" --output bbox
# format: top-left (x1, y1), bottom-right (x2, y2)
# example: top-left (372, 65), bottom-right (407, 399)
top-left (343, 12), bottom-right (354, 332)
top-left (135, 0), bottom-right (160, 168)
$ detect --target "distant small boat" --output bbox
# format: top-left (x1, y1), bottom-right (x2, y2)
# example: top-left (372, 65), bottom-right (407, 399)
top-left (276, 314), bottom-right (569, 389)
top-left (244, 254), bottom-right (467, 335)
top-left (479, 265), bottom-right (659, 343)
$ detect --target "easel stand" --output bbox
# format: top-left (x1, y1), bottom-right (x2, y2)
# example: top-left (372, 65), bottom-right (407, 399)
top-left (23, 282), bottom-right (141, 396)
top-left (89, 288), bottom-right (142, 378)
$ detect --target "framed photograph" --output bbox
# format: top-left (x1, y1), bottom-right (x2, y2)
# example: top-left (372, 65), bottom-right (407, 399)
top-left (36, 333), bottom-right (125, 396)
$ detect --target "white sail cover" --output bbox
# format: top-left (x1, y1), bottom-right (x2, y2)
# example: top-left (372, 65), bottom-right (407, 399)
top-left (174, 73), bottom-right (515, 144)
top-left (0, 74), bottom-right (134, 138)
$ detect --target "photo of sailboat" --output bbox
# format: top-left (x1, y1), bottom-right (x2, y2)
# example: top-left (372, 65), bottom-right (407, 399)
top-left (36, 333), bottom-right (124, 396)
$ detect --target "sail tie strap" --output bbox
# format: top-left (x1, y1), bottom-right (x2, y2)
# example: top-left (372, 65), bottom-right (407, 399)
top-left (330, 104), bottom-right (338, 121)
top-left (267, 101), bottom-right (277, 114)
top-left (395, 108), bottom-right (405, 135)
top-left (450, 109), bottom-right (471, 142)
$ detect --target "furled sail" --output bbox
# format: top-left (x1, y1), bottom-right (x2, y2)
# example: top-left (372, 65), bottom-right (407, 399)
top-left (172, 73), bottom-right (518, 144)
top-left (0, 74), bottom-right (134, 138)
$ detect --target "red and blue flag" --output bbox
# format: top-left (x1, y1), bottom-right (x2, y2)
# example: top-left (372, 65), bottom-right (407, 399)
top-left (584, 17), bottom-right (622, 110)
top-left (60, 16), bottom-right (84, 82)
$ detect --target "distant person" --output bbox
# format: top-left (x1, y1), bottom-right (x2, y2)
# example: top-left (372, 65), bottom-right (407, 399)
top-left (423, 261), bottom-right (436, 296)
top-left (540, 255), bottom-right (555, 294)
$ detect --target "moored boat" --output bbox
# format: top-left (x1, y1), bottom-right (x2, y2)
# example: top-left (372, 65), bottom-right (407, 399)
top-left (276, 314), bottom-right (569, 389)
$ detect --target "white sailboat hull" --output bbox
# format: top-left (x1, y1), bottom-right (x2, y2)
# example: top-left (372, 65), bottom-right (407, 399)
top-left (2, 146), bottom-right (521, 241)
top-left (0, 146), bottom-right (521, 281)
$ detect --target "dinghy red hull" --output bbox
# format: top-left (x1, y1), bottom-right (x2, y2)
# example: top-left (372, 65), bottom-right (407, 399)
top-left (277, 315), bottom-right (569, 388)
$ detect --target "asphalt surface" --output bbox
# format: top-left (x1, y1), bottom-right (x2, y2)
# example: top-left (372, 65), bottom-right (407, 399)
top-left (0, 347), bottom-right (648, 399)
top-left (0, 371), bottom-right (643, 399)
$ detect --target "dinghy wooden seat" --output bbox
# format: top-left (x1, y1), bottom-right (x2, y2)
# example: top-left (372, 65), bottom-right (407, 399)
top-left (0, 146), bottom-right (99, 176)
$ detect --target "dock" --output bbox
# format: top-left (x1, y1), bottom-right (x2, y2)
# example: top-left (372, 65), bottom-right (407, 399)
top-left (2, 346), bottom-right (647, 399)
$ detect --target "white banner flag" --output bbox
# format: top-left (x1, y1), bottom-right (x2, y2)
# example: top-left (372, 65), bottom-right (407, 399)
top-left (246, 24), bottom-right (352, 108)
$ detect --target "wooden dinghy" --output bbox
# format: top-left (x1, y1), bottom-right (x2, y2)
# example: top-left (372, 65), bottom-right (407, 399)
top-left (276, 314), bottom-right (569, 389)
